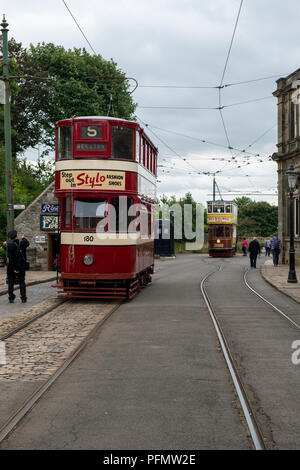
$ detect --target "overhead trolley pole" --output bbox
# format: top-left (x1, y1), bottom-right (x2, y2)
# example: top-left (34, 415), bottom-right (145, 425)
top-left (1, 15), bottom-right (14, 233)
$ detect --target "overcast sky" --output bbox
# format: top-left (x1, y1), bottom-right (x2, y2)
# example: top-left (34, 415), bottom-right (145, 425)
top-left (4, 0), bottom-right (300, 205)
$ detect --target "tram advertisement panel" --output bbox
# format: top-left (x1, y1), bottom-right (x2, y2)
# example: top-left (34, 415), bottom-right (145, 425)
top-left (59, 170), bottom-right (125, 190)
top-left (207, 214), bottom-right (236, 224)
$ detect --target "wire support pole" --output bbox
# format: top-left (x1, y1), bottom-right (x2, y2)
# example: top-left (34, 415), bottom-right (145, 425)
top-left (1, 15), bottom-right (14, 233)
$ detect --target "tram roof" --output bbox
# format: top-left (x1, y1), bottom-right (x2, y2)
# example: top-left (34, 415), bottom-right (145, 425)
top-left (60, 116), bottom-right (134, 123)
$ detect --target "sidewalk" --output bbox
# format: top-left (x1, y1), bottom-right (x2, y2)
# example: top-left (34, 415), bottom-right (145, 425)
top-left (0, 267), bottom-right (57, 296)
top-left (261, 259), bottom-right (300, 304)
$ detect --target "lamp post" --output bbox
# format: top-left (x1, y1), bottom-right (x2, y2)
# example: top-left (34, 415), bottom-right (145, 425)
top-left (285, 163), bottom-right (299, 283)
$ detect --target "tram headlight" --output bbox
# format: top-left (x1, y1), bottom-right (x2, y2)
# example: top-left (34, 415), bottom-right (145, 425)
top-left (217, 239), bottom-right (221, 244)
top-left (83, 254), bottom-right (94, 266)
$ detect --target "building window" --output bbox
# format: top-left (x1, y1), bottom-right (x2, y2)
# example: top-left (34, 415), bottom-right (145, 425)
top-left (290, 103), bottom-right (298, 139)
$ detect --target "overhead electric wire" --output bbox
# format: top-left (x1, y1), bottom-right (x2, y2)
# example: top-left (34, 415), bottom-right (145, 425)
top-left (219, 0), bottom-right (244, 88)
top-left (138, 120), bottom-right (264, 158)
top-left (62, 0), bottom-right (97, 55)
top-left (138, 95), bottom-right (273, 110)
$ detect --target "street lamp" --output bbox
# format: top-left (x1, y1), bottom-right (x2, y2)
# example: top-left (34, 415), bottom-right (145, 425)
top-left (285, 163), bottom-right (299, 283)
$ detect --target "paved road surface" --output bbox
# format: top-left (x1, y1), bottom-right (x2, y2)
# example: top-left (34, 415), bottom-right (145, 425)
top-left (0, 281), bottom-right (56, 319)
top-left (204, 256), bottom-right (300, 449)
top-left (0, 255), bottom-right (251, 450)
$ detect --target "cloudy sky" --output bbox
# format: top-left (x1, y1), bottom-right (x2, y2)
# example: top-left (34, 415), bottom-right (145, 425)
top-left (4, 0), bottom-right (300, 205)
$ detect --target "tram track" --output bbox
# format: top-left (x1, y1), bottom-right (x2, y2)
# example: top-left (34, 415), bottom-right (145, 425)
top-left (0, 299), bottom-right (69, 341)
top-left (0, 301), bottom-right (121, 444)
top-left (201, 266), bottom-right (266, 450)
top-left (243, 268), bottom-right (300, 330)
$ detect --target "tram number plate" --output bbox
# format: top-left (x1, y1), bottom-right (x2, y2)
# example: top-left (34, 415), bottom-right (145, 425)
top-left (214, 243), bottom-right (224, 248)
top-left (83, 235), bottom-right (94, 242)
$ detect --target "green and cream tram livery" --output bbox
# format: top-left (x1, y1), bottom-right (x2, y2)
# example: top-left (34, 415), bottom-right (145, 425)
top-left (207, 201), bottom-right (238, 257)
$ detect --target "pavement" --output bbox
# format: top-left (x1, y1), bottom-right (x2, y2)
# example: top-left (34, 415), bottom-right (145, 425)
top-left (260, 257), bottom-right (300, 304)
top-left (0, 267), bottom-right (57, 296)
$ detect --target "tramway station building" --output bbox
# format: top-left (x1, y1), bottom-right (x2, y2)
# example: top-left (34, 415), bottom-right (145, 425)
top-left (272, 68), bottom-right (300, 264)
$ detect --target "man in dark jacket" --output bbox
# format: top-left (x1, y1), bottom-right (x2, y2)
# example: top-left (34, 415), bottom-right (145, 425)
top-left (5, 230), bottom-right (30, 303)
top-left (248, 237), bottom-right (261, 268)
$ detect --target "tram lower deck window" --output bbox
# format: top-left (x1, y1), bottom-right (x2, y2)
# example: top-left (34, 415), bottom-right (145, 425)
top-left (111, 126), bottom-right (134, 160)
top-left (75, 200), bottom-right (108, 230)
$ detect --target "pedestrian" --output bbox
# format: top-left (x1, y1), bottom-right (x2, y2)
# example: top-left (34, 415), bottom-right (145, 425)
top-left (5, 230), bottom-right (30, 303)
top-left (248, 237), bottom-right (261, 268)
top-left (265, 238), bottom-right (271, 256)
top-left (270, 234), bottom-right (281, 266)
top-left (242, 238), bottom-right (248, 256)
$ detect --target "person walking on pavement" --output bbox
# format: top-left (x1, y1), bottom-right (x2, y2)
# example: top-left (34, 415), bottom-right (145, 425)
top-left (248, 237), bottom-right (261, 268)
top-left (270, 234), bottom-right (281, 266)
top-left (265, 238), bottom-right (271, 256)
top-left (4, 230), bottom-right (30, 303)
top-left (242, 238), bottom-right (248, 256)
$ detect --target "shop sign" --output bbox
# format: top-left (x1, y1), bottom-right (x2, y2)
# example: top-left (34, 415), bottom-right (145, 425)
top-left (41, 203), bottom-right (59, 214)
top-left (40, 215), bottom-right (59, 231)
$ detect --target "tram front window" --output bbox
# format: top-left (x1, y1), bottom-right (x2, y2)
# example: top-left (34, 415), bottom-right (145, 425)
top-left (75, 200), bottom-right (108, 230)
top-left (111, 126), bottom-right (134, 160)
top-left (216, 227), bottom-right (224, 237)
top-left (213, 205), bottom-right (224, 213)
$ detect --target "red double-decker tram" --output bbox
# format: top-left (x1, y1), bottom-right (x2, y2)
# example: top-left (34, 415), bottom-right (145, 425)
top-left (54, 116), bottom-right (157, 299)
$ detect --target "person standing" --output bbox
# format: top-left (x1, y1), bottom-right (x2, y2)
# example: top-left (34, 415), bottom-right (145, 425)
top-left (270, 234), bottom-right (281, 266)
top-left (248, 237), bottom-right (261, 268)
top-left (265, 238), bottom-right (271, 256)
top-left (242, 238), bottom-right (248, 256)
top-left (5, 230), bottom-right (30, 303)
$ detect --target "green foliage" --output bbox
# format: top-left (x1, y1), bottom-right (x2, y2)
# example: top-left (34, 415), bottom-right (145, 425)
top-left (0, 39), bottom-right (137, 155)
top-left (234, 197), bottom-right (278, 237)
top-left (0, 145), bottom-right (54, 242)
top-left (0, 246), bottom-right (6, 257)
top-left (0, 38), bottom-right (135, 243)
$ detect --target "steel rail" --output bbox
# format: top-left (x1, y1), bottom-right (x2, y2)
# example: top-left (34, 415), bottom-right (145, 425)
top-left (0, 302), bottom-right (120, 444)
top-left (201, 267), bottom-right (266, 450)
top-left (0, 299), bottom-right (69, 341)
top-left (243, 269), bottom-right (300, 330)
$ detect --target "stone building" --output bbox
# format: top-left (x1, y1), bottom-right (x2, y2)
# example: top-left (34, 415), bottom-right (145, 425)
top-left (15, 182), bottom-right (59, 270)
top-left (272, 68), bottom-right (300, 264)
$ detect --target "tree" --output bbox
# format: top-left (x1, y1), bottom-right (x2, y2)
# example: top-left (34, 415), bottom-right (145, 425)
top-left (0, 39), bottom-right (137, 156)
top-left (234, 197), bottom-right (278, 237)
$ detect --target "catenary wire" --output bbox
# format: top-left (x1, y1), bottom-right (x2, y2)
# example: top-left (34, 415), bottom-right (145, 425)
top-left (61, 0), bottom-right (97, 55)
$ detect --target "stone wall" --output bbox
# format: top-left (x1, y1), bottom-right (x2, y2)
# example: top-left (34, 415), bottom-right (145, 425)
top-left (14, 182), bottom-right (57, 270)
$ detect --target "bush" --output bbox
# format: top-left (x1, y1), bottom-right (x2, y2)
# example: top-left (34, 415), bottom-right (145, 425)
top-left (0, 246), bottom-right (6, 257)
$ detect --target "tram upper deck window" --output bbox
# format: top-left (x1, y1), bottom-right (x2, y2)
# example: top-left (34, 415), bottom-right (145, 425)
top-left (226, 204), bottom-right (232, 213)
top-left (75, 199), bottom-right (107, 230)
top-left (111, 126), bottom-right (134, 160)
top-left (57, 126), bottom-right (72, 160)
top-left (213, 205), bottom-right (224, 213)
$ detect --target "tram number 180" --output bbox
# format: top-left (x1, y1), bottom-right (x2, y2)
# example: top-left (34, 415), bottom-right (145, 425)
top-left (84, 235), bottom-right (94, 242)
